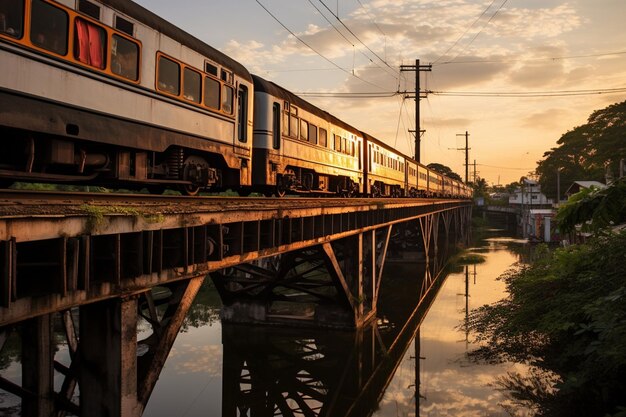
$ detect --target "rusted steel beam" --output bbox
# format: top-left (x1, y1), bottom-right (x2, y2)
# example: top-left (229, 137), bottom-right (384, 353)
top-left (0, 202), bottom-right (471, 326)
top-left (22, 314), bottom-right (54, 417)
top-left (321, 242), bottom-right (357, 314)
top-left (137, 276), bottom-right (204, 411)
top-left (1, 238), bottom-right (15, 308)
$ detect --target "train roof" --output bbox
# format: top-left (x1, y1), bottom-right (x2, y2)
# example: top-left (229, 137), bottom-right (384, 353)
top-left (99, 0), bottom-right (252, 82)
top-left (252, 74), bottom-right (360, 135)
top-left (360, 131), bottom-right (408, 158)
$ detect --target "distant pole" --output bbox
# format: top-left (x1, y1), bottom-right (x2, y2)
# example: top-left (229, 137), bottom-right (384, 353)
top-left (452, 131), bottom-right (470, 183)
top-left (556, 168), bottom-right (561, 204)
top-left (415, 59), bottom-right (420, 162)
top-left (400, 59), bottom-right (431, 163)
top-left (473, 160), bottom-right (477, 183)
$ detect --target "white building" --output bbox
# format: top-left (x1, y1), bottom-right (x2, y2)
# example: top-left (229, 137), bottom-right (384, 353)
top-left (509, 178), bottom-right (553, 207)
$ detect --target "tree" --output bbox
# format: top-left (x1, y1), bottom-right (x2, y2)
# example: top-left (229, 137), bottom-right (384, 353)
top-left (426, 163), bottom-right (463, 182)
top-left (467, 232), bottom-right (626, 416)
top-left (556, 176), bottom-right (626, 234)
top-left (536, 100), bottom-right (626, 200)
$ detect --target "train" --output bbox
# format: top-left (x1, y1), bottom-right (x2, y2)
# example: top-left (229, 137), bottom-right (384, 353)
top-left (0, 0), bottom-right (471, 199)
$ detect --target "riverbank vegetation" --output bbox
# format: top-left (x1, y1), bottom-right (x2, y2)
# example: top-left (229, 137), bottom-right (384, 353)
top-left (467, 178), bottom-right (626, 416)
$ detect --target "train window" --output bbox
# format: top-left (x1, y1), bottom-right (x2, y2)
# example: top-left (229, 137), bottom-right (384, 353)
top-left (282, 110), bottom-right (289, 136)
top-left (237, 85), bottom-right (248, 142)
top-left (334, 134), bottom-right (341, 152)
top-left (111, 35), bottom-right (138, 80)
top-left (319, 128), bottom-right (327, 147)
top-left (78, 0), bottom-right (100, 20)
top-left (157, 56), bottom-right (180, 95)
top-left (205, 62), bottom-right (218, 77)
top-left (300, 120), bottom-right (308, 141)
top-left (272, 103), bottom-right (281, 149)
top-left (222, 85), bottom-right (233, 114)
top-left (115, 15), bottom-right (134, 36)
top-left (74, 17), bottom-right (106, 69)
top-left (289, 114), bottom-right (298, 138)
top-left (30, 0), bottom-right (68, 55)
top-left (221, 69), bottom-right (232, 84)
top-left (204, 76), bottom-right (220, 109)
top-left (350, 142), bottom-right (355, 157)
top-left (0, 0), bottom-right (24, 38)
top-left (308, 123), bottom-right (317, 145)
top-left (183, 68), bottom-right (201, 103)
top-left (342, 138), bottom-right (347, 154)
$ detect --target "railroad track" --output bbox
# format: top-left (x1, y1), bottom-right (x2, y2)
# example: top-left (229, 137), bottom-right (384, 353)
top-left (0, 188), bottom-right (450, 218)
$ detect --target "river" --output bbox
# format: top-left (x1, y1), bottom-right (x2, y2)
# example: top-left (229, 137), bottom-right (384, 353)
top-left (0, 221), bottom-right (533, 416)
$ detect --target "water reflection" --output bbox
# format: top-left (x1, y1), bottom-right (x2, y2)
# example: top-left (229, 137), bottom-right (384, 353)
top-left (374, 228), bottom-right (533, 417)
top-left (0, 227), bottom-right (532, 417)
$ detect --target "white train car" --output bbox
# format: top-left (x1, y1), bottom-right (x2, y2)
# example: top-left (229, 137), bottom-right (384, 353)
top-left (0, 0), bottom-right (253, 194)
top-left (362, 133), bottom-right (407, 197)
top-left (252, 74), bottom-right (362, 196)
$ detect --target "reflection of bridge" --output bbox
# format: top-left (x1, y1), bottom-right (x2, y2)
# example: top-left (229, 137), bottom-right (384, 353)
top-left (0, 192), bottom-right (470, 416)
top-left (223, 250), bottom-right (449, 417)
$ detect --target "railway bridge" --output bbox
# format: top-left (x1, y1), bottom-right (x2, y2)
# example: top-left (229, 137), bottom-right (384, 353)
top-left (0, 191), bottom-right (471, 417)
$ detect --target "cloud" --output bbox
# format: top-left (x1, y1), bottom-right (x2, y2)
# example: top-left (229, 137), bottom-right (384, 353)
top-left (522, 108), bottom-right (571, 129)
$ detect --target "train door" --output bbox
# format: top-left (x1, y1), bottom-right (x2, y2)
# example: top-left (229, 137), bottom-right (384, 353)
top-left (237, 84), bottom-right (249, 146)
top-left (272, 102), bottom-right (281, 152)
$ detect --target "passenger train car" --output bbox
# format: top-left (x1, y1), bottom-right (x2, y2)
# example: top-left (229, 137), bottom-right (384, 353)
top-left (0, 0), bottom-right (253, 195)
top-left (252, 75), bottom-right (362, 197)
top-left (0, 0), bottom-right (471, 199)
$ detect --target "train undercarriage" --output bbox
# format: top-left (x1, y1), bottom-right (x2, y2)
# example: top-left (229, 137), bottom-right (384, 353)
top-left (0, 127), bottom-right (229, 196)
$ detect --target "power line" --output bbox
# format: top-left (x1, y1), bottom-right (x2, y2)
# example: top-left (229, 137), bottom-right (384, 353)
top-left (305, 0), bottom-right (399, 83)
top-left (355, 0), bottom-right (386, 39)
top-left (446, 0), bottom-right (509, 63)
top-left (434, 50), bottom-right (626, 66)
top-left (433, 0), bottom-right (498, 64)
top-left (477, 163), bottom-right (534, 170)
top-left (430, 86), bottom-right (626, 97)
top-left (254, 0), bottom-right (388, 91)
top-left (293, 86), bottom-right (626, 99)
top-left (294, 91), bottom-right (399, 98)
top-left (317, 0), bottom-right (397, 75)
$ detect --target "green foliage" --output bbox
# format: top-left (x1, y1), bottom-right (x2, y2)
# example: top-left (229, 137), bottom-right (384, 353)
top-left (426, 162), bottom-right (463, 182)
top-left (557, 177), bottom-right (626, 233)
top-left (466, 232), bottom-right (626, 416)
top-left (536, 100), bottom-right (626, 200)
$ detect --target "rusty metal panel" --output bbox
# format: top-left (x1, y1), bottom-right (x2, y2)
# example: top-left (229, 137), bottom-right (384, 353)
top-left (1, 238), bottom-right (15, 308)
top-left (302, 217), bottom-right (314, 241)
top-left (314, 215), bottom-right (324, 239)
top-left (207, 225), bottom-right (223, 261)
top-left (193, 226), bottom-right (208, 264)
top-left (243, 221), bottom-right (260, 253)
top-left (223, 222), bottom-right (243, 256)
top-left (290, 217), bottom-right (303, 243)
top-left (121, 233), bottom-right (143, 280)
top-left (59, 237), bottom-right (68, 298)
top-left (66, 238), bottom-right (80, 293)
top-left (143, 231), bottom-right (154, 275)
top-left (163, 229), bottom-right (184, 269)
top-left (260, 219), bottom-right (275, 250)
top-left (80, 235), bottom-right (90, 291)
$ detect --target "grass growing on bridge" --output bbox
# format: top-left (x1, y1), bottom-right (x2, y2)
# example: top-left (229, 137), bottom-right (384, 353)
top-left (80, 204), bottom-right (165, 232)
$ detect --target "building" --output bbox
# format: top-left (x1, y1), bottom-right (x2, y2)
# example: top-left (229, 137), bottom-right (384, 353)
top-left (564, 181), bottom-right (607, 198)
top-left (508, 177), bottom-right (553, 208)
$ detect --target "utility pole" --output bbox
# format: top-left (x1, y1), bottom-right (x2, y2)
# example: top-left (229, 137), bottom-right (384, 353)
top-left (400, 59), bottom-right (432, 163)
top-left (473, 160), bottom-right (477, 183)
top-left (451, 131), bottom-right (470, 183)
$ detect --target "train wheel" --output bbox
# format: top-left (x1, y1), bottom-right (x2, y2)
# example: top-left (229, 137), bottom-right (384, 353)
top-left (180, 184), bottom-right (201, 196)
top-left (275, 185), bottom-right (287, 197)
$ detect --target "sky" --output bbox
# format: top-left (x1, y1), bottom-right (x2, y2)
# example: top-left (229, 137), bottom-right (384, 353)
top-left (134, 0), bottom-right (626, 185)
